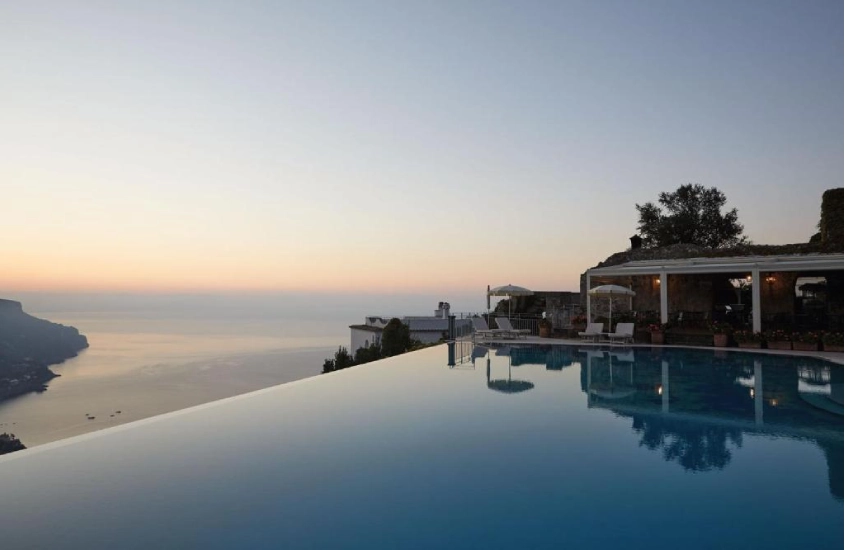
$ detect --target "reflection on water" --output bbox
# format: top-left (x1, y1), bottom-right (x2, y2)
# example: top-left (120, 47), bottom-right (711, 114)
top-left (449, 341), bottom-right (843, 500)
top-left (1, 343), bottom-right (841, 549)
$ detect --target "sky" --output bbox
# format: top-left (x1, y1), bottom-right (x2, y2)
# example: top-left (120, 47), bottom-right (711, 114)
top-left (1, 0), bottom-right (842, 297)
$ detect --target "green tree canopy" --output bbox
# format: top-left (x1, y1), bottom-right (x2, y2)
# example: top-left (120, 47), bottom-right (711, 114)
top-left (0, 433), bottom-right (26, 455)
top-left (635, 184), bottom-right (747, 248)
top-left (381, 318), bottom-right (411, 357)
top-left (322, 346), bottom-right (354, 373)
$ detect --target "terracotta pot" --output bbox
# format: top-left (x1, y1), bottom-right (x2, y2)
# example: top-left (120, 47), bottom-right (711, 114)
top-left (792, 342), bottom-right (818, 352)
top-left (651, 332), bottom-right (664, 345)
top-left (713, 334), bottom-right (728, 348)
top-left (737, 342), bottom-right (761, 349)
top-left (823, 344), bottom-right (844, 352)
top-left (767, 341), bottom-right (792, 350)
top-left (539, 325), bottom-right (551, 338)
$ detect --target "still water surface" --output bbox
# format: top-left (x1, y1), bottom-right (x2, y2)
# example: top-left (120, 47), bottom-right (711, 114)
top-left (0, 343), bottom-right (840, 549)
top-left (0, 312), bottom-right (343, 445)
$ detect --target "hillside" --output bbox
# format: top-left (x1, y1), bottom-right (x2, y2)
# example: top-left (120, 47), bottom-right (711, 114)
top-left (0, 299), bottom-right (89, 401)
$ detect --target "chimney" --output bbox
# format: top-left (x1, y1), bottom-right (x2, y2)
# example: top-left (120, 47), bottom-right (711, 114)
top-left (630, 235), bottom-right (642, 250)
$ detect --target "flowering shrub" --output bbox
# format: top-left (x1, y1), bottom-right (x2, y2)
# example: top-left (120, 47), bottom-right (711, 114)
top-left (734, 330), bottom-right (764, 343)
top-left (710, 322), bottom-right (733, 334)
top-left (570, 315), bottom-right (587, 326)
top-left (648, 323), bottom-right (671, 333)
top-left (822, 332), bottom-right (843, 346)
top-left (792, 332), bottom-right (821, 344)
top-left (636, 311), bottom-right (661, 326)
top-left (765, 330), bottom-right (790, 342)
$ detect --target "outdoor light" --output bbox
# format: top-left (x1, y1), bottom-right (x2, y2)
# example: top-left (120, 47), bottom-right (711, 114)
top-left (654, 277), bottom-right (661, 285)
top-left (765, 275), bottom-right (776, 285)
top-left (746, 275), bottom-right (752, 282)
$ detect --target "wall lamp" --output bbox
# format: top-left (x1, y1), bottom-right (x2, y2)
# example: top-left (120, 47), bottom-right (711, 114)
top-left (765, 275), bottom-right (776, 285)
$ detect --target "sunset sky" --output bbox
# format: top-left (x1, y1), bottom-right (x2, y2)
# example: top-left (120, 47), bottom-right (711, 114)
top-left (2, 1), bottom-right (841, 295)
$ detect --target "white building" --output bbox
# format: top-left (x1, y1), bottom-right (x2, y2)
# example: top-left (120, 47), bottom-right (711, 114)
top-left (349, 302), bottom-right (471, 353)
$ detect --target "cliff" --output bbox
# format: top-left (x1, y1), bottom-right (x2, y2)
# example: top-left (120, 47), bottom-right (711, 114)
top-left (0, 299), bottom-right (89, 401)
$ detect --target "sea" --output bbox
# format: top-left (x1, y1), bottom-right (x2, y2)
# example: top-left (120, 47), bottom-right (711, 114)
top-left (0, 291), bottom-right (481, 447)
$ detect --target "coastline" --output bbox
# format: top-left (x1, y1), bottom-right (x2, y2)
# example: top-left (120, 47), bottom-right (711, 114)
top-left (0, 299), bottom-right (88, 405)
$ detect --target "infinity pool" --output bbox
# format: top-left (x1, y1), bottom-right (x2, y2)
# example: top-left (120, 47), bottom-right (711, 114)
top-left (1, 343), bottom-right (842, 549)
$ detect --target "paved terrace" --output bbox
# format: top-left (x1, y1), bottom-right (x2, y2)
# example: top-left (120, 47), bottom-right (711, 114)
top-left (462, 335), bottom-right (844, 365)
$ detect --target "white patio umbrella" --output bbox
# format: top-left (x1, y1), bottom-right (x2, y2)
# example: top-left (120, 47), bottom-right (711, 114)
top-left (588, 284), bottom-right (635, 331)
top-left (488, 284), bottom-right (533, 319)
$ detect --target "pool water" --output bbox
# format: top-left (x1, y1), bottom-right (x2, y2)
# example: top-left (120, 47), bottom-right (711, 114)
top-left (0, 343), bottom-right (841, 549)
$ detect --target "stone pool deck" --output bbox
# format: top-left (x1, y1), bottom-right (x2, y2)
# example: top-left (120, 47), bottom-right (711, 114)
top-left (465, 335), bottom-right (844, 365)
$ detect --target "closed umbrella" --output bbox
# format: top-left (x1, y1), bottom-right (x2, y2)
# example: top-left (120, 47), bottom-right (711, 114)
top-left (588, 284), bottom-right (635, 331)
top-left (488, 284), bottom-right (533, 319)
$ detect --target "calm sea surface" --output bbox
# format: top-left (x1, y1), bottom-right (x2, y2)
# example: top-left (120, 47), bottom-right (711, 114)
top-left (0, 292), bottom-right (482, 447)
top-left (0, 312), bottom-right (345, 446)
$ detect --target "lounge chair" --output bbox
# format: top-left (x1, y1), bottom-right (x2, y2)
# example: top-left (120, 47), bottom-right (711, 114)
top-left (472, 317), bottom-right (504, 340)
top-left (606, 323), bottom-right (635, 344)
top-left (578, 323), bottom-right (604, 342)
top-left (494, 317), bottom-right (530, 339)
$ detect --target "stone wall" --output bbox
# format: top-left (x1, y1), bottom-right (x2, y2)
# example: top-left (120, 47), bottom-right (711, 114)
top-left (535, 291), bottom-right (581, 329)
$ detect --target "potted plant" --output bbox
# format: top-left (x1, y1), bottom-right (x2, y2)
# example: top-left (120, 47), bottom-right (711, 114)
top-left (822, 332), bottom-right (843, 352)
top-left (538, 318), bottom-right (553, 338)
top-left (569, 314), bottom-right (587, 338)
top-left (734, 330), bottom-right (764, 349)
top-left (765, 330), bottom-right (792, 350)
top-left (711, 322), bottom-right (732, 347)
top-left (648, 323), bottom-right (668, 345)
top-left (792, 332), bottom-right (820, 352)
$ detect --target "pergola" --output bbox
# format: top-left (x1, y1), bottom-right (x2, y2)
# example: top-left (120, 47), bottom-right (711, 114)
top-left (585, 253), bottom-right (844, 332)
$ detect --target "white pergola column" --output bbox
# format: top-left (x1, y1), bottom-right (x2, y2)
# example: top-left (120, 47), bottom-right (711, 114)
top-left (659, 271), bottom-right (668, 324)
top-left (751, 268), bottom-right (761, 333)
top-left (586, 272), bottom-right (592, 323)
top-left (754, 360), bottom-right (763, 425)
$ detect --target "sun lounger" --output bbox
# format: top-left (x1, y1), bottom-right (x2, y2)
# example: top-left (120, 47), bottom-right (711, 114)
top-left (578, 323), bottom-right (604, 342)
top-left (606, 323), bottom-right (635, 344)
top-left (494, 317), bottom-right (530, 339)
top-left (472, 317), bottom-right (505, 340)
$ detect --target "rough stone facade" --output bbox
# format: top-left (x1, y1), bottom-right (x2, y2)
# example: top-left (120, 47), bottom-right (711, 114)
top-left (535, 291), bottom-right (581, 329)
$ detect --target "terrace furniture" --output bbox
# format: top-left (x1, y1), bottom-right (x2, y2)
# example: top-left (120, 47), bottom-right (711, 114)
top-left (605, 323), bottom-right (635, 345)
top-left (471, 317), bottom-right (506, 340)
top-left (494, 317), bottom-right (531, 339)
top-left (578, 323), bottom-right (604, 342)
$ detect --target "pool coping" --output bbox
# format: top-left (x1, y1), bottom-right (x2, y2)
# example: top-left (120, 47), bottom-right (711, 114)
top-left (466, 336), bottom-right (844, 365)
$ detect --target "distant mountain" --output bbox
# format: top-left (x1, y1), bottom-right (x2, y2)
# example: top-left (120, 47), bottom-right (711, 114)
top-left (0, 299), bottom-right (89, 401)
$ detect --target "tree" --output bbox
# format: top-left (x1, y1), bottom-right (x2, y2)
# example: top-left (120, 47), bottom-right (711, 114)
top-left (322, 346), bottom-right (355, 373)
top-left (353, 343), bottom-right (382, 365)
top-left (818, 187), bottom-right (843, 249)
top-left (635, 184), bottom-right (747, 249)
top-left (0, 433), bottom-right (26, 455)
top-left (381, 318), bottom-right (411, 357)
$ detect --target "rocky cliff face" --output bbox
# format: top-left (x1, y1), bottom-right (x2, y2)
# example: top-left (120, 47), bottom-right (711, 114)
top-left (0, 299), bottom-right (89, 401)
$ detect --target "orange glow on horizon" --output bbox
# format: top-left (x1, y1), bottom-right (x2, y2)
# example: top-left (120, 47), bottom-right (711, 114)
top-left (0, 261), bottom-right (584, 295)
